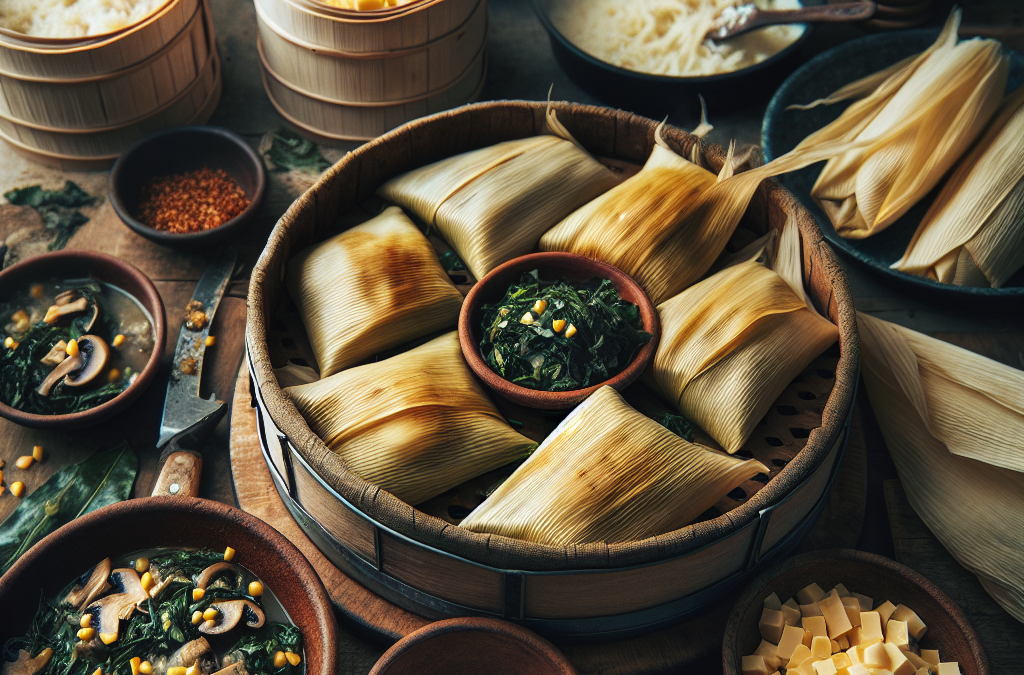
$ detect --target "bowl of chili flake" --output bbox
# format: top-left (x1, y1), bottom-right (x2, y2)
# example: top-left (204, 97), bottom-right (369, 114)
top-left (109, 126), bottom-right (266, 248)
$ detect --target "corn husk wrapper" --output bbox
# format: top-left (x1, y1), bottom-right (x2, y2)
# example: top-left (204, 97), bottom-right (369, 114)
top-left (286, 332), bottom-right (535, 505)
top-left (858, 312), bottom-right (1024, 621)
top-left (376, 108), bottom-right (620, 281)
top-left (646, 261), bottom-right (839, 454)
top-left (285, 206), bottom-right (464, 378)
top-left (787, 11), bottom-right (1009, 239)
top-left (460, 386), bottom-right (767, 546)
top-left (892, 85), bottom-right (1024, 287)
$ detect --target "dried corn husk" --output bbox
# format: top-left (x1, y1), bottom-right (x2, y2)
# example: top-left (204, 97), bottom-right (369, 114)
top-left (858, 312), bottom-right (1024, 620)
top-left (285, 206), bottom-right (464, 378)
top-left (459, 386), bottom-right (767, 546)
top-left (286, 332), bottom-right (535, 505)
top-left (787, 10), bottom-right (1009, 239)
top-left (646, 261), bottom-right (839, 454)
top-left (376, 107), bottom-right (620, 281)
top-left (892, 85), bottom-right (1024, 287)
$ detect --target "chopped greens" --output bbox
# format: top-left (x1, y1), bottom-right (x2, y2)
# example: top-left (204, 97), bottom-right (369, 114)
top-left (259, 128), bottom-right (330, 174)
top-left (478, 270), bottom-right (651, 391)
top-left (659, 412), bottom-right (695, 442)
top-left (4, 182), bottom-right (97, 251)
top-left (438, 249), bottom-right (466, 273)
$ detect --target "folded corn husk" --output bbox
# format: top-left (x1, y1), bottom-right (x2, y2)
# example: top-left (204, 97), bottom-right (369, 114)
top-left (787, 10), bottom-right (1009, 239)
top-left (892, 85), bottom-right (1024, 287)
top-left (286, 332), bottom-right (535, 505)
top-left (285, 206), bottom-right (464, 378)
top-left (858, 312), bottom-right (1024, 621)
top-left (459, 386), bottom-right (767, 546)
top-left (646, 260), bottom-right (839, 454)
top-left (377, 107), bottom-right (620, 281)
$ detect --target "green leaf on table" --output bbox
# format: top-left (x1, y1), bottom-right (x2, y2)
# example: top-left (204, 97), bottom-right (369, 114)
top-left (659, 412), bottom-right (695, 442)
top-left (4, 181), bottom-right (97, 251)
top-left (259, 128), bottom-right (331, 174)
top-left (0, 443), bottom-right (137, 574)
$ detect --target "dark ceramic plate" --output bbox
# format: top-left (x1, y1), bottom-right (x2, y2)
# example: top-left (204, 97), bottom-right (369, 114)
top-left (762, 30), bottom-right (1024, 303)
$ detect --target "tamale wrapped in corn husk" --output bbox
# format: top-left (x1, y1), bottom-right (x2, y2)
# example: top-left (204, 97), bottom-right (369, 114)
top-left (646, 261), bottom-right (839, 454)
top-left (459, 386), bottom-right (767, 546)
top-left (285, 206), bottom-right (464, 378)
top-left (858, 312), bottom-right (1024, 620)
top-left (376, 107), bottom-right (620, 281)
top-left (286, 332), bottom-right (535, 505)
top-left (892, 85), bottom-right (1024, 287)
top-left (786, 10), bottom-right (1009, 239)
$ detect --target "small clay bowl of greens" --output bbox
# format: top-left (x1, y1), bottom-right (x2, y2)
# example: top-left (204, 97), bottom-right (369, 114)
top-left (459, 252), bottom-right (660, 410)
top-left (0, 250), bottom-right (165, 430)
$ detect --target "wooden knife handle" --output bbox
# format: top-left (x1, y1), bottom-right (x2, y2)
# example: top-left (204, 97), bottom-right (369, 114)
top-left (152, 451), bottom-right (203, 498)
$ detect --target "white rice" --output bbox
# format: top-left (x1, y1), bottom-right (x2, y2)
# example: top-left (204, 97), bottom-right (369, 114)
top-left (0, 0), bottom-right (169, 38)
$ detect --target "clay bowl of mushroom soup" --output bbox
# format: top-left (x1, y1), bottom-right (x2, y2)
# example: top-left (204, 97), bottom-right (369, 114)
top-left (0, 250), bottom-right (165, 430)
top-left (0, 497), bottom-right (337, 675)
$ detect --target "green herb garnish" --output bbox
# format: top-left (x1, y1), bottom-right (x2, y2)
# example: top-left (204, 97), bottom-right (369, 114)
top-left (479, 270), bottom-right (651, 391)
top-left (659, 412), bottom-right (695, 442)
top-left (259, 128), bottom-right (330, 174)
top-left (4, 182), bottom-right (96, 251)
top-left (438, 249), bottom-right (466, 273)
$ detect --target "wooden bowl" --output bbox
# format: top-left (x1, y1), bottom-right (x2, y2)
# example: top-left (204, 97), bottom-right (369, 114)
top-left (369, 618), bottom-right (576, 675)
top-left (0, 497), bottom-right (337, 675)
top-left (722, 549), bottom-right (989, 675)
top-left (0, 250), bottom-right (166, 430)
top-left (108, 126), bottom-right (266, 248)
top-left (459, 252), bottom-right (660, 410)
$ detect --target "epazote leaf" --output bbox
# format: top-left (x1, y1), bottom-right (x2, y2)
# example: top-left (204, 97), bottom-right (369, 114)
top-left (258, 128), bottom-right (330, 174)
top-left (0, 443), bottom-right (137, 573)
top-left (4, 181), bottom-right (97, 251)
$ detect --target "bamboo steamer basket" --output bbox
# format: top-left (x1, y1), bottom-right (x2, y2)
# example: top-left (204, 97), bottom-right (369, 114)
top-left (255, 0), bottom-right (480, 53)
top-left (244, 101), bottom-right (861, 640)
top-left (0, 0), bottom-right (174, 45)
top-left (255, 0), bottom-right (486, 103)
top-left (259, 38), bottom-right (485, 141)
top-left (0, 0), bottom-right (199, 79)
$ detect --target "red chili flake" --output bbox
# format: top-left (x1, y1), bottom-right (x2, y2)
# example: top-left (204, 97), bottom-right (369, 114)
top-left (138, 168), bottom-right (250, 234)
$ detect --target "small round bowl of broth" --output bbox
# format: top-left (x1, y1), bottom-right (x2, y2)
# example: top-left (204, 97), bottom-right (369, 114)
top-left (0, 497), bottom-right (337, 675)
top-left (722, 549), bottom-right (989, 675)
top-left (0, 250), bottom-right (165, 430)
top-left (533, 0), bottom-right (819, 112)
top-left (459, 252), bottom-right (660, 411)
top-left (109, 126), bottom-right (266, 249)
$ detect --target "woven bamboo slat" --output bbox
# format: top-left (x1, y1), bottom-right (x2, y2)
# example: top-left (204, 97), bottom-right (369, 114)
top-left (256, 0), bottom-right (485, 103)
top-left (0, 0), bottom-right (199, 79)
top-left (259, 38), bottom-right (485, 141)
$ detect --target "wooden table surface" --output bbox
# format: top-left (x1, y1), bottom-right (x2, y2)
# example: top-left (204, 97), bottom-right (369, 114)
top-left (1, 0), bottom-right (1021, 673)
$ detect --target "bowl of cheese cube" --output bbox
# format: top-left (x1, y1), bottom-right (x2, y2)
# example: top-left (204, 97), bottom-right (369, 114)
top-left (722, 549), bottom-right (988, 675)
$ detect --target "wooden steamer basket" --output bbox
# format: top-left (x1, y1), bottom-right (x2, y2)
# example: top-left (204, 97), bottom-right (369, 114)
top-left (244, 101), bottom-right (860, 640)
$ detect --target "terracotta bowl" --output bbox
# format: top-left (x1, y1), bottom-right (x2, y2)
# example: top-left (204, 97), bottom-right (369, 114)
top-left (0, 250), bottom-right (166, 430)
top-left (458, 251), bottom-right (660, 410)
top-left (722, 549), bottom-right (989, 675)
top-left (369, 617), bottom-right (576, 675)
top-left (109, 126), bottom-right (267, 249)
top-left (0, 497), bottom-right (337, 675)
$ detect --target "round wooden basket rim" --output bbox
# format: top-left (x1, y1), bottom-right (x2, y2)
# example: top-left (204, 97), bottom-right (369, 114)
top-left (273, 0), bottom-right (472, 26)
top-left (245, 100), bottom-right (861, 571)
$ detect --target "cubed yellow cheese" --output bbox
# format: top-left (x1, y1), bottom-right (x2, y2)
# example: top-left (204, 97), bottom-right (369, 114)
top-left (935, 664), bottom-right (961, 675)
top-left (819, 593), bottom-right (854, 639)
top-left (796, 658), bottom-right (824, 675)
top-left (837, 635), bottom-right (850, 650)
top-left (870, 670), bottom-right (895, 675)
top-left (832, 583), bottom-right (851, 597)
top-left (890, 605), bottom-right (927, 641)
top-left (919, 650), bottom-right (940, 666)
top-left (804, 630), bottom-right (814, 648)
top-left (797, 583), bottom-right (828, 605)
top-left (784, 602), bottom-right (803, 627)
top-left (851, 592), bottom-right (873, 611)
top-left (914, 669), bottom-right (930, 675)
top-left (848, 646), bottom-right (862, 664)
top-left (842, 597), bottom-right (862, 627)
top-left (813, 659), bottom-right (838, 675)
top-left (863, 642), bottom-right (889, 669)
top-left (754, 640), bottom-right (782, 670)
top-left (902, 651), bottom-right (928, 670)
top-left (885, 620), bottom-right (910, 650)
top-left (847, 666), bottom-right (871, 675)
top-left (811, 636), bottom-right (832, 659)
top-left (875, 601), bottom-right (897, 626)
top-left (803, 616), bottom-right (828, 639)
top-left (760, 608), bottom-right (786, 644)
top-left (764, 592), bottom-right (783, 611)
top-left (802, 602), bottom-right (825, 617)
top-left (778, 624), bottom-right (807, 661)
top-left (858, 612), bottom-right (884, 645)
top-left (830, 639), bottom-right (841, 654)
top-left (882, 643), bottom-right (915, 675)
top-left (789, 645), bottom-right (813, 668)
top-left (742, 654), bottom-right (771, 675)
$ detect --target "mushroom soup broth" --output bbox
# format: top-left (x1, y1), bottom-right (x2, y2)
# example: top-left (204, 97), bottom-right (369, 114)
top-left (2, 549), bottom-right (303, 675)
top-left (0, 279), bottom-right (154, 415)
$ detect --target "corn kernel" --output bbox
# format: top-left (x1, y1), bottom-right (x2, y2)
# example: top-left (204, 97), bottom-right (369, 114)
top-left (66, 339), bottom-right (79, 358)
top-left (140, 662), bottom-right (153, 675)
top-left (223, 546), bottom-right (235, 561)
top-left (284, 653), bottom-right (301, 667)
top-left (99, 632), bottom-right (117, 645)
top-left (564, 323), bottom-right (577, 338)
top-left (4, 337), bottom-right (13, 349)
top-left (248, 581), bottom-right (264, 597)
top-left (273, 652), bottom-right (287, 668)
top-left (203, 608), bottom-right (219, 621)
top-left (0, 469), bottom-right (4, 484)
top-left (551, 319), bottom-right (566, 333)
top-left (204, 336), bottom-right (216, 347)
top-left (192, 588), bottom-right (205, 601)
top-left (10, 482), bottom-right (24, 497)
top-left (92, 668), bottom-right (103, 675)
top-left (185, 664), bottom-right (200, 675)
top-left (140, 572), bottom-right (154, 592)
top-left (32, 445), bottom-right (43, 462)
top-left (163, 619), bottom-right (172, 631)
top-left (532, 299), bottom-right (547, 315)
top-left (202, 619), bottom-right (216, 631)
top-left (108, 369), bottom-right (121, 384)
top-left (112, 334), bottom-right (126, 348)
top-left (15, 455), bottom-right (33, 470)
top-left (520, 312), bottom-right (534, 325)
top-left (79, 614), bottom-right (91, 628)
top-left (191, 611), bottom-right (203, 625)
top-left (130, 658), bottom-right (141, 675)
top-left (134, 557), bottom-right (148, 573)
top-left (168, 668), bottom-right (187, 675)
top-left (77, 628), bottom-right (95, 641)
top-left (30, 284), bottom-right (44, 299)
top-left (0, 485), bottom-right (5, 496)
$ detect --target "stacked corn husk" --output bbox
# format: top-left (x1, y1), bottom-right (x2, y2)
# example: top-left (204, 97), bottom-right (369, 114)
top-left (286, 332), bottom-right (534, 505)
top-left (858, 312), bottom-right (1024, 621)
top-left (460, 385), bottom-right (767, 546)
top-left (892, 85), bottom-right (1024, 287)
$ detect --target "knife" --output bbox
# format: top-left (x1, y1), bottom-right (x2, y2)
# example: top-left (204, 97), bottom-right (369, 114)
top-left (151, 248), bottom-right (237, 498)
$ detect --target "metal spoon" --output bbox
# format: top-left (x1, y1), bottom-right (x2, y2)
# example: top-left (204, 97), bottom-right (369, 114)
top-left (709, 2), bottom-right (877, 41)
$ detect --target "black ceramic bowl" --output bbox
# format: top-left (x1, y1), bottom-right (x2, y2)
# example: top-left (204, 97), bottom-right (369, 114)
top-left (533, 0), bottom-right (818, 112)
top-left (109, 126), bottom-right (266, 248)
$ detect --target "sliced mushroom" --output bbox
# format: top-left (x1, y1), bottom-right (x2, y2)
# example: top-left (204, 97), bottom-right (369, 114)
top-left (64, 336), bottom-right (110, 387)
top-left (168, 639), bottom-right (218, 674)
top-left (40, 340), bottom-right (68, 367)
top-left (36, 352), bottom-right (83, 396)
top-left (194, 562), bottom-right (240, 590)
top-left (2, 648), bottom-right (53, 675)
top-left (44, 297), bottom-right (88, 324)
top-left (64, 558), bottom-right (111, 610)
top-left (198, 600), bottom-right (265, 635)
top-left (54, 290), bottom-right (78, 306)
top-left (84, 568), bottom-right (148, 644)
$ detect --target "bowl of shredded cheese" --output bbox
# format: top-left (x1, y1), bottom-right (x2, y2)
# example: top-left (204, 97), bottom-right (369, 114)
top-left (534, 0), bottom-right (815, 110)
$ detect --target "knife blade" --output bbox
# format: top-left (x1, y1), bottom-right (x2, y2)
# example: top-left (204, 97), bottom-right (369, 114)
top-left (152, 247), bottom-right (237, 497)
